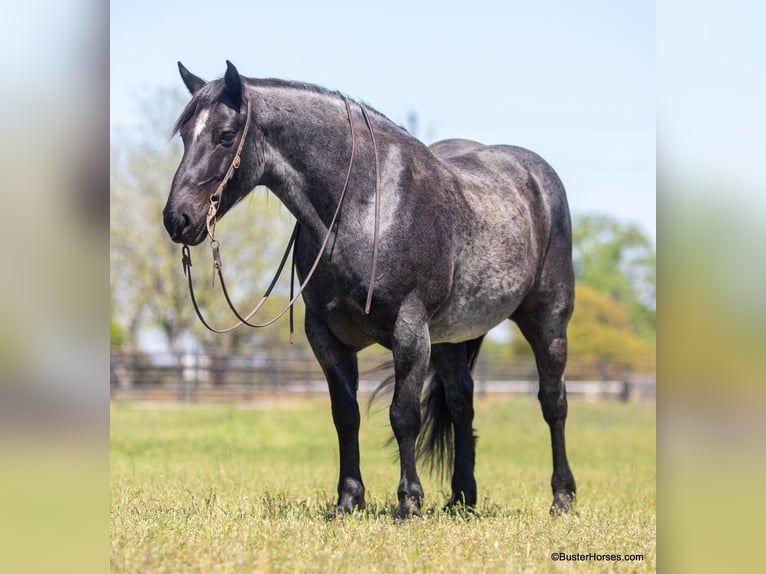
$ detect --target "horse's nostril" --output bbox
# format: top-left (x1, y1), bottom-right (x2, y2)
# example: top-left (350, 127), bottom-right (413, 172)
top-left (163, 208), bottom-right (193, 241)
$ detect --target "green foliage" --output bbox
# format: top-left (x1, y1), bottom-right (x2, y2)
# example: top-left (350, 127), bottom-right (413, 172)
top-left (485, 213), bottom-right (656, 377)
top-left (504, 284), bottom-right (654, 377)
top-left (572, 214), bottom-right (656, 339)
top-left (488, 213), bottom-right (657, 377)
top-left (567, 285), bottom-right (655, 377)
top-left (111, 397), bottom-right (656, 572)
top-left (110, 316), bottom-right (127, 348)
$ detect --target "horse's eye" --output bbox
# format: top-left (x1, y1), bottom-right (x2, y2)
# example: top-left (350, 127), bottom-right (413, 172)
top-left (219, 131), bottom-right (236, 147)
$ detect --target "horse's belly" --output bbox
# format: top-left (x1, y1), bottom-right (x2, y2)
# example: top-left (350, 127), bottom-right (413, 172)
top-left (427, 172), bottom-right (544, 343)
top-left (428, 268), bottom-right (531, 344)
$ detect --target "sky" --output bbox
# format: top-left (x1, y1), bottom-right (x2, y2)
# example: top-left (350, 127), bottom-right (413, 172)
top-left (111, 0), bottom-right (655, 240)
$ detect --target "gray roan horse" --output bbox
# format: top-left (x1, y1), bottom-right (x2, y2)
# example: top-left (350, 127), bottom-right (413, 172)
top-left (163, 61), bottom-right (576, 519)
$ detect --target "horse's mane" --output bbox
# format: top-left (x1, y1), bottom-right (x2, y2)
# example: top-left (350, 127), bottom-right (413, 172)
top-left (171, 83), bottom-right (220, 137)
top-left (171, 75), bottom-right (402, 138)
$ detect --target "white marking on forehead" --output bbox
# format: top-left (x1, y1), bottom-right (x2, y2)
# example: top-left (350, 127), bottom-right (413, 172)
top-left (192, 109), bottom-right (210, 141)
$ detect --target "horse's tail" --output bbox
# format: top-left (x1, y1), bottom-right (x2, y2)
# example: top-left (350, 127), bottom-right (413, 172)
top-left (368, 336), bottom-right (484, 480)
top-left (416, 371), bottom-right (454, 479)
top-left (417, 336), bottom-right (485, 479)
top-left (369, 365), bottom-right (451, 478)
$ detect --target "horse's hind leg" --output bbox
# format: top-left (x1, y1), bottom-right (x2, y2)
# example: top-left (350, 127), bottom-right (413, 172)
top-left (390, 295), bottom-right (431, 520)
top-left (305, 308), bottom-right (365, 515)
top-left (512, 290), bottom-right (576, 514)
top-left (429, 336), bottom-right (484, 508)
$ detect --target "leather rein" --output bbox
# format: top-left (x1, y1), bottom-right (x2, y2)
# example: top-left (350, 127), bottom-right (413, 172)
top-left (180, 94), bottom-right (381, 339)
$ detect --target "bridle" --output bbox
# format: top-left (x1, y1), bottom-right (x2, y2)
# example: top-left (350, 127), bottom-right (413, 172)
top-left (180, 93), bottom-right (381, 339)
top-left (205, 96), bottom-right (254, 241)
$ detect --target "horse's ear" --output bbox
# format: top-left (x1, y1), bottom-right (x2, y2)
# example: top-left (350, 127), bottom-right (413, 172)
top-left (178, 62), bottom-right (206, 94)
top-left (224, 60), bottom-right (243, 109)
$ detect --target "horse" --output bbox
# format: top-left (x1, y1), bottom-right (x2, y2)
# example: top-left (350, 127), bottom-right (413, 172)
top-left (163, 61), bottom-right (576, 520)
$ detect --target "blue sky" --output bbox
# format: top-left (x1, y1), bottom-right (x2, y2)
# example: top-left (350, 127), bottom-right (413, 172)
top-left (111, 0), bottom-right (655, 240)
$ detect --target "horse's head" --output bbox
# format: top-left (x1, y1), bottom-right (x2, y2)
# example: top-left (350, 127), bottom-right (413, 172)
top-left (163, 61), bottom-right (264, 245)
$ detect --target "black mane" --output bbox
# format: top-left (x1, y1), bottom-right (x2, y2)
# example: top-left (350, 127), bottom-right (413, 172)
top-left (172, 75), bottom-right (394, 138)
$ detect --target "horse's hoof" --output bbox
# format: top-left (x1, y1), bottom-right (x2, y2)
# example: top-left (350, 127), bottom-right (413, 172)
top-left (393, 497), bottom-right (421, 522)
top-left (444, 502), bottom-right (478, 518)
top-left (549, 492), bottom-right (576, 515)
top-left (324, 507), bottom-right (346, 520)
top-left (325, 504), bottom-right (358, 520)
top-left (445, 490), bottom-right (477, 511)
top-left (326, 489), bottom-right (366, 520)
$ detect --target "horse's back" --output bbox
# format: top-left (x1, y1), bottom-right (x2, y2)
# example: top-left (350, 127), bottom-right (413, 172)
top-left (430, 139), bottom-right (567, 205)
top-left (430, 137), bottom-right (571, 251)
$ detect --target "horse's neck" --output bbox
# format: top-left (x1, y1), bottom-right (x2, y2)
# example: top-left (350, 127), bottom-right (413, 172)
top-left (252, 85), bottom-right (363, 243)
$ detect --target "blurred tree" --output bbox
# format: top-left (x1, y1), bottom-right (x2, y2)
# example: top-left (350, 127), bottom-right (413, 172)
top-left (110, 314), bottom-right (126, 348)
top-left (110, 88), bottom-right (306, 381)
top-left (572, 213), bottom-right (656, 339)
top-left (566, 284), bottom-right (655, 377)
top-left (505, 284), bottom-right (655, 378)
top-left (498, 213), bottom-right (656, 377)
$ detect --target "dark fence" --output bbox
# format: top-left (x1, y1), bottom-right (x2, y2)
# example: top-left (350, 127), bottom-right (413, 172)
top-left (110, 349), bottom-right (655, 402)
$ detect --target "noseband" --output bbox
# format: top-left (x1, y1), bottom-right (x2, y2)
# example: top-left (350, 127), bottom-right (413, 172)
top-left (181, 94), bottom-right (381, 338)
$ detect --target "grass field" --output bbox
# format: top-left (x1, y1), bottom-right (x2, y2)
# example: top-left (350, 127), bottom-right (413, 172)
top-left (110, 395), bottom-right (655, 572)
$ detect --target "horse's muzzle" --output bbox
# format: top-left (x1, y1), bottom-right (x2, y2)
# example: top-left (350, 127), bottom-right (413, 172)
top-left (163, 207), bottom-right (195, 244)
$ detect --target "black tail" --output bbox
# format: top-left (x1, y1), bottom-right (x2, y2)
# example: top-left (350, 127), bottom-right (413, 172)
top-left (417, 336), bottom-right (486, 480)
top-left (369, 367), bottom-right (451, 477)
top-left (368, 336), bottom-right (485, 480)
top-left (416, 372), bottom-right (454, 480)
top-left (367, 361), bottom-right (396, 407)
top-left (368, 364), bottom-right (441, 468)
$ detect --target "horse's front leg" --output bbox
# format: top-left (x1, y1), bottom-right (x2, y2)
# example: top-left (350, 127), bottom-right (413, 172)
top-left (390, 296), bottom-right (431, 520)
top-left (305, 308), bottom-right (365, 516)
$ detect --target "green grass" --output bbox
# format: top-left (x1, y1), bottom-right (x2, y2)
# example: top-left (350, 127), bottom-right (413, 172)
top-left (111, 396), bottom-right (655, 572)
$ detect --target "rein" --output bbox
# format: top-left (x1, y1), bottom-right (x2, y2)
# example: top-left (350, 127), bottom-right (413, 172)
top-left (181, 95), bottom-right (381, 338)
